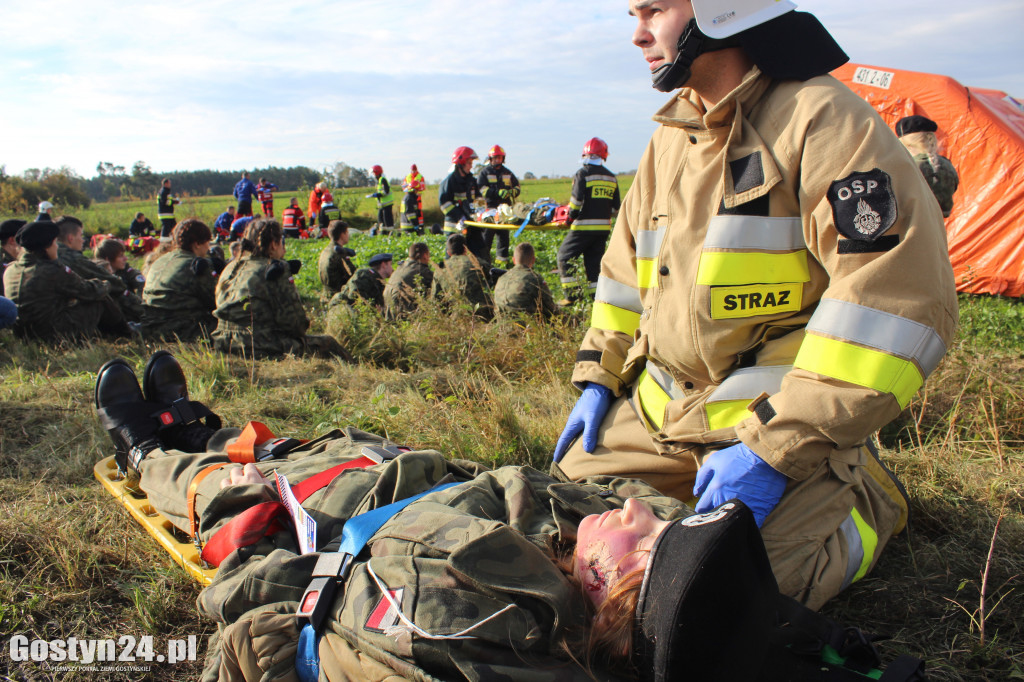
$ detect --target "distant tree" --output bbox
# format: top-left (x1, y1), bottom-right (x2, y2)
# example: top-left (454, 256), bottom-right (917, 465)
top-left (330, 162), bottom-right (372, 188)
top-left (523, 172), bottom-right (536, 180)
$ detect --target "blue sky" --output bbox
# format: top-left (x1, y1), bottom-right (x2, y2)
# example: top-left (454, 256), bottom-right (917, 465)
top-left (1, 0), bottom-right (1021, 184)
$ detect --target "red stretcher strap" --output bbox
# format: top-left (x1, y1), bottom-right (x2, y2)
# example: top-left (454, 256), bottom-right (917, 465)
top-left (199, 456), bottom-right (379, 567)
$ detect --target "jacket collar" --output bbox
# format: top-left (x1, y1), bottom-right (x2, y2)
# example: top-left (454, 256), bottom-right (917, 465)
top-left (652, 65), bottom-right (770, 131)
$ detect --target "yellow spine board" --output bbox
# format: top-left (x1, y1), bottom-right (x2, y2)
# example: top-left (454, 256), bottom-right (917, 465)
top-left (93, 455), bottom-right (217, 585)
top-left (462, 221), bottom-right (565, 231)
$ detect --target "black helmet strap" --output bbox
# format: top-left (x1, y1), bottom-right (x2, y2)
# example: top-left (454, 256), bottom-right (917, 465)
top-left (651, 18), bottom-right (740, 93)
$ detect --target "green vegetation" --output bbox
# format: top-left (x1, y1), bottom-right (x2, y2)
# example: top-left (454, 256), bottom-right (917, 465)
top-left (0, 184), bottom-right (1020, 680)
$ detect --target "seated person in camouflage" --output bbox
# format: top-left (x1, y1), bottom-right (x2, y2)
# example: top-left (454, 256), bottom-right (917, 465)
top-left (141, 219), bottom-right (219, 341)
top-left (317, 220), bottom-right (356, 295)
top-left (331, 252), bottom-right (392, 311)
top-left (1, 219), bottom-right (27, 297)
top-left (95, 353), bottom-right (766, 682)
top-left (212, 218), bottom-right (349, 359)
top-left (895, 115), bottom-right (960, 218)
top-left (493, 242), bottom-right (560, 320)
top-left (383, 241), bottom-right (433, 320)
top-left (432, 233), bottom-right (494, 320)
top-left (55, 215), bottom-right (143, 323)
top-left (2, 221), bottom-right (133, 341)
top-left (96, 238), bottom-right (146, 296)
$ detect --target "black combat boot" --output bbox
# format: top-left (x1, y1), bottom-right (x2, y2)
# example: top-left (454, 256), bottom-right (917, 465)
top-left (142, 350), bottom-right (221, 453)
top-left (94, 359), bottom-right (162, 480)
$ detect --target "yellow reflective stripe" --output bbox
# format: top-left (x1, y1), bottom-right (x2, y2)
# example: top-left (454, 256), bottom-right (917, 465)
top-left (710, 283), bottom-right (803, 319)
top-left (851, 508), bottom-right (877, 583)
top-left (591, 301), bottom-right (640, 336)
top-left (637, 259), bottom-right (658, 289)
top-left (795, 334), bottom-right (924, 408)
top-left (637, 370), bottom-right (670, 430)
top-left (570, 224), bottom-right (611, 231)
top-left (696, 251), bottom-right (810, 286)
top-left (705, 399), bottom-right (752, 430)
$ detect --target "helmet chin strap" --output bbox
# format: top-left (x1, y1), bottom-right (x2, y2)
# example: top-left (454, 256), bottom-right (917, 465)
top-left (651, 18), bottom-right (740, 93)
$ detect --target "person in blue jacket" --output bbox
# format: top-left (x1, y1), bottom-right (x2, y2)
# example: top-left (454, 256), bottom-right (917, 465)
top-left (233, 172), bottom-right (259, 217)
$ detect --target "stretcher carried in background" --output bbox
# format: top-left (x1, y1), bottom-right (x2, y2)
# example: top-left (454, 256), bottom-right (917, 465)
top-left (94, 455), bottom-right (216, 585)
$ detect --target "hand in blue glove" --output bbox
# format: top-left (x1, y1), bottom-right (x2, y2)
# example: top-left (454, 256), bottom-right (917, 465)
top-left (693, 443), bottom-right (788, 527)
top-left (553, 383), bottom-right (613, 463)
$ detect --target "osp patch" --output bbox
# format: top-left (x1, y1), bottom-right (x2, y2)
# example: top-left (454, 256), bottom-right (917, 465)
top-left (364, 587), bottom-right (405, 633)
top-left (827, 169), bottom-right (897, 242)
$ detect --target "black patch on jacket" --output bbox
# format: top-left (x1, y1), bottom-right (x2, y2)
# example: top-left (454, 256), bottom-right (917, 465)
top-left (576, 350), bottom-right (602, 364)
top-left (837, 235), bottom-right (900, 254)
top-left (265, 260), bottom-right (286, 281)
top-left (718, 194), bottom-right (770, 217)
top-left (190, 258), bottom-right (210, 276)
top-left (754, 400), bottom-right (776, 425)
top-left (729, 152), bottom-right (764, 194)
top-left (827, 169), bottom-right (897, 242)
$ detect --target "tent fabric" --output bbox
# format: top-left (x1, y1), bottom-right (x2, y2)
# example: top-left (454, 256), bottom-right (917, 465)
top-left (834, 63), bottom-right (1024, 297)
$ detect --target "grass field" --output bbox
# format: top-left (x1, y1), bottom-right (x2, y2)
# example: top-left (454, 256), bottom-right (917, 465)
top-left (1, 181), bottom-right (1021, 680)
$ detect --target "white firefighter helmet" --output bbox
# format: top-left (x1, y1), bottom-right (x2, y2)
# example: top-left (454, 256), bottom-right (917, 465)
top-left (692, 0), bottom-right (797, 39)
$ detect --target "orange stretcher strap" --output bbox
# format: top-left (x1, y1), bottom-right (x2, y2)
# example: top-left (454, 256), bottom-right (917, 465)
top-left (187, 462), bottom-right (231, 538)
top-left (226, 421), bottom-right (279, 463)
top-left (199, 456), bottom-right (379, 567)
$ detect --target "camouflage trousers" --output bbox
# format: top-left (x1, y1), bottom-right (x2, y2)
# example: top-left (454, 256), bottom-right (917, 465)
top-left (559, 393), bottom-right (907, 610)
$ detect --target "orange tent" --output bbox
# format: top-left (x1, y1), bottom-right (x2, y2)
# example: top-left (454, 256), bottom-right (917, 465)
top-left (834, 63), bottom-right (1024, 297)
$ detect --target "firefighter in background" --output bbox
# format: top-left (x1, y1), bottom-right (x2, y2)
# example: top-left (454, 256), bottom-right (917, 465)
top-left (477, 145), bottom-right (521, 266)
top-left (400, 164), bottom-right (426, 233)
top-left (256, 178), bottom-right (280, 218)
top-left (308, 182), bottom-right (326, 227)
top-left (439, 146), bottom-right (483, 258)
top-left (557, 138), bottom-right (620, 303)
top-left (367, 165), bottom-right (396, 234)
top-left (157, 179), bottom-right (181, 238)
top-left (282, 198), bottom-right (306, 239)
top-left (318, 193), bottom-right (341, 234)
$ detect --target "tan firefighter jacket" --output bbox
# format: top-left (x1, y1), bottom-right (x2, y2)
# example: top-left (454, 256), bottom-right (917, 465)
top-left (571, 67), bottom-right (958, 481)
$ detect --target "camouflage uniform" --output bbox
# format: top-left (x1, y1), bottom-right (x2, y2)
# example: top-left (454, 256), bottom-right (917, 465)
top-left (913, 153), bottom-right (959, 218)
top-left (135, 428), bottom-right (688, 682)
top-left (141, 250), bottom-right (218, 341)
top-left (383, 259), bottom-right (433, 319)
top-left (2, 252), bottom-right (124, 340)
top-left (1, 250), bottom-right (14, 296)
top-left (115, 264), bottom-right (147, 296)
top-left (494, 265), bottom-right (559, 319)
top-left (432, 254), bottom-right (494, 320)
top-left (212, 255), bottom-right (346, 358)
top-left (318, 244), bottom-right (356, 294)
top-left (336, 267), bottom-right (386, 309)
top-left (57, 242), bottom-right (144, 322)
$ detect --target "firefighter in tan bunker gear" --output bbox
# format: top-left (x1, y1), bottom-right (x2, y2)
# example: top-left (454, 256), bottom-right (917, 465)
top-left (555, 0), bottom-right (959, 610)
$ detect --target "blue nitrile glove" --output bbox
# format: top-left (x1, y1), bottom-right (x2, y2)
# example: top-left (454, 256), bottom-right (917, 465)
top-left (553, 383), bottom-right (613, 463)
top-left (693, 443), bottom-right (788, 527)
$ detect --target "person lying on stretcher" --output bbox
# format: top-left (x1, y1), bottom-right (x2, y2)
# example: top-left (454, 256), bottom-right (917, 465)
top-left (94, 351), bottom-right (779, 682)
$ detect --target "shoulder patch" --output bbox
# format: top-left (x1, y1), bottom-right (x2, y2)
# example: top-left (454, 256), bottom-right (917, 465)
top-left (265, 260), bottom-right (286, 281)
top-left (827, 169), bottom-right (897, 241)
top-left (190, 258), bottom-right (210, 276)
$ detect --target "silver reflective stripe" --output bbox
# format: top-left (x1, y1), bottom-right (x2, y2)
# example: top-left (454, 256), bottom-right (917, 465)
top-left (595, 276), bottom-right (643, 313)
top-left (708, 365), bottom-right (790, 403)
top-left (839, 513), bottom-right (864, 590)
top-left (704, 215), bottom-right (804, 251)
top-left (575, 218), bottom-right (612, 225)
top-left (586, 174), bottom-right (618, 183)
top-left (636, 227), bottom-right (666, 259)
top-left (808, 299), bottom-right (947, 376)
top-left (647, 362), bottom-right (686, 400)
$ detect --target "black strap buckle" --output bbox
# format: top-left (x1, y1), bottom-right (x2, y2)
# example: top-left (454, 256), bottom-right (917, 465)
top-left (153, 397), bottom-right (198, 429)
top-left (297, 552), bottom-right (354, 630)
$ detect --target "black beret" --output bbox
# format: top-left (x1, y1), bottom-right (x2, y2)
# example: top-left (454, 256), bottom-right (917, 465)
top-left (15, 221), bottom-right (59, 251)
top-left (895, 115), bottom-right (938, 137)
top-left (368, 253), bottom-right (393, 267)
top-left (445, 233), bottom-right (466, 251)
top-left (1, 219), bottom-right (27, 242)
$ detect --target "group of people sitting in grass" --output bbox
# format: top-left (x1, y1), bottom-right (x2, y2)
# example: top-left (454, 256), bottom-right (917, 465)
top-left (0, 213), bottom-right (561, 355)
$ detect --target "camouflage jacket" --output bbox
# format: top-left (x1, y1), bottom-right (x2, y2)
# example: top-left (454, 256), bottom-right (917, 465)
top-left (115, 264), bottom-right (147, 295)
top-left (57, 243), bottom-right (144, 321)
top-left (494, 265), bottom-right (559, 319)
top-left (136, 429), bottom-right (688, 682)
top-left (141, 249), bottom-right (218, 341)
top-left (318, 244), bottom-right (356, 294)
top-left (1, 250), bottom-right (14, 296)
top-left (914, 153), bottom-right (959, 218)
top-left (2, 252), bottom-right (111, 340)
top-left (338, 267), bottom-right (386, 309)
top-left (383, 259), bottom-right (433, 319)
top-left (211, 255), bottom-right (311, 357)
top-left (432, 254), bottom-right (494, 320)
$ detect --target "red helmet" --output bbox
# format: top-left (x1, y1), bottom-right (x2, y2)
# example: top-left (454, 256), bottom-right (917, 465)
top-left (582, 137), bottom-right (609, 160)
top-left (372, 165), bottom-right (383, 176)
top-left (451, 146), bottom-right (478, 165)
top-left (410, 164), bottom-right (418, 172)
top-left (488, 145), bottom-right (506, 160)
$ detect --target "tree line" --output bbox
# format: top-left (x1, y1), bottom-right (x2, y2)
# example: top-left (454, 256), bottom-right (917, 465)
top-left (0, 161), bottom-right (381, 214)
